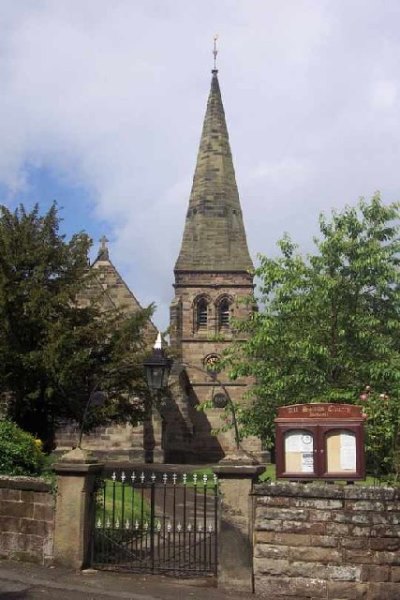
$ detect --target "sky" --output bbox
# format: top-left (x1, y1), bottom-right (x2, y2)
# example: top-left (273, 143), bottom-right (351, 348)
top-left (1, 1), bottom-right (399, 329)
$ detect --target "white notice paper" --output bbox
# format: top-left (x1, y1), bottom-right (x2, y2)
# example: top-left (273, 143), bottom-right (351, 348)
top-left (300, 434), bottom-right (313, 452)
top-left (340, 432), bottom-right (356, 471)
top-left (285, 432), bottom-right (302, 452)
top-left (285, 431), bottom-right (314, 473)
top-left (301, 452), bottom-right (314, 472)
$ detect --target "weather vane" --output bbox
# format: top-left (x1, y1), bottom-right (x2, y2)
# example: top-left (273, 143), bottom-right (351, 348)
top-left (213, 34), bottom-right (219, 70)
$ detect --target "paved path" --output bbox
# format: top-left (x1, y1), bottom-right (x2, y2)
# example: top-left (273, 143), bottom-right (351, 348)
top-left (0, 560), bottom-right (255, 600)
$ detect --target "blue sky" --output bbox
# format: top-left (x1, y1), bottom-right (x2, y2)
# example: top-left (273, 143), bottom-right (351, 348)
top-left (1, 1), bottom-right (400, 328)
top-left (1, 165), bottom-right (98, 242)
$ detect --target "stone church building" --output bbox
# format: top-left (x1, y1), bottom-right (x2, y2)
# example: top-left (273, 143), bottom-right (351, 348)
top-left (57, 66), bottom-right (262, 464)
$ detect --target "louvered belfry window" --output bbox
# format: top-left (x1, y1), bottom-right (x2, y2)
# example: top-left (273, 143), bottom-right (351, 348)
top-left (219, 298), bottom-right (230, 328)
top-left (197, 298), bottom-right (208, 329)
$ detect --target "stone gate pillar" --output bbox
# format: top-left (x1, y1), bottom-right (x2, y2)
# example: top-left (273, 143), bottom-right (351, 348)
top-left (214, 462), bottom-right (264, 592)
top-left (53, 448), bottom-right (104, 569)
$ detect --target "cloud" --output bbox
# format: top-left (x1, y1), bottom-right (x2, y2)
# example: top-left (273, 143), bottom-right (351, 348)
top-left (370, 80), bottom-right (398, 110)
top-left (0, 1), bottom-right (400, 328)
top-left (249, 158), bottom-right (315, 190)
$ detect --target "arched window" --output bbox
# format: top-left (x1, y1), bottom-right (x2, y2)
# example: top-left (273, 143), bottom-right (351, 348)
top-left (218, 298), bottom-right (231, 329)
top-left (196, 297), bottom-right (208, 329)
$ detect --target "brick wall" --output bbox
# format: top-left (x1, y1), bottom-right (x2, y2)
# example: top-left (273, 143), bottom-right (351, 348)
top-left (253, 482), bottom-right (400, 599)
top-left (0, 476), bottom-right (55, 565)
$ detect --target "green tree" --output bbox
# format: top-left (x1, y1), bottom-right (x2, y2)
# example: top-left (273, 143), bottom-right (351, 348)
top-left (0, 203), bottom-right (153, 449)
top-left (358, 388), bottom-right (400, 478)
top-left (227, 195), bottom-right (400, 469)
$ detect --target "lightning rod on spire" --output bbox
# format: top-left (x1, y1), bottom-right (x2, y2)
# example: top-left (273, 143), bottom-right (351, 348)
top-left (213, 34), bottom-right (219, 71)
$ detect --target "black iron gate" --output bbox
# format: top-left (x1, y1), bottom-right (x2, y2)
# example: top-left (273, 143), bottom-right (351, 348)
top-left (91, 470), bottom-right (219, 575)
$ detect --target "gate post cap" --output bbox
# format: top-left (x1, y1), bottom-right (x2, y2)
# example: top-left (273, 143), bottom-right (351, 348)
top-left (219, 447), bottom-right (259, 465)
top-left (53, 448), bottom-right (104, 474)
top-left (58, 447), bottom-right (98, 464)
top-left (213, 464), bottom-right (265, 479)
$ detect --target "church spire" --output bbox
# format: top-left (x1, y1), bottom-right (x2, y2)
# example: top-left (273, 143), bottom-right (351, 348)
top-left (175, 60), bottom-right (253, 273)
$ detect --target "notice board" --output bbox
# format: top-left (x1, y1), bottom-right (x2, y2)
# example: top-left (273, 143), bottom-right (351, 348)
top-left (275, 403), bottom-right (366, 480)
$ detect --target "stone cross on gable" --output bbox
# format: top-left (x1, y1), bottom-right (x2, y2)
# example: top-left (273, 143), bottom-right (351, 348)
top-left (99, 235), bottom-right (109, 250)
top-left (97, 235), bottom-right (110, 260)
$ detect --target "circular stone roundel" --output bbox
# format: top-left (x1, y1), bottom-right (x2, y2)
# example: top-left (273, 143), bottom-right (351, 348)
top-left (213, 393), bottom-right (228, 409)
top-left (203, 353), bottom-right (221, 373)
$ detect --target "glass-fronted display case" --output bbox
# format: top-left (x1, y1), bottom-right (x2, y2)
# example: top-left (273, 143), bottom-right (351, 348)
top-left (275, 404), bottom-right (366, 480)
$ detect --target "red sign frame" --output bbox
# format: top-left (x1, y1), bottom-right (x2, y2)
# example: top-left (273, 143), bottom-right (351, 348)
top-left (275, 403), bottom-right (366, 480)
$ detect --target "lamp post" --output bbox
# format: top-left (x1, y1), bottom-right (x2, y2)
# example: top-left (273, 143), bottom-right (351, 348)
top-left (143, 332), bottom-right (173, 393)
top-left (142, 332), bottom-right (173, 463)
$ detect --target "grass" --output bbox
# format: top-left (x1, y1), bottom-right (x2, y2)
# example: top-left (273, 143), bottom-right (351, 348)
top-left (186, 467), bottom-right (215, 487)
top-left (192, 464), bottom-right (393, 487)
top-left (97, 480), bottom-right (151, 525)
top-left (258, 464), bottom-right (394, 486)
top-left (259, 464), bottom-right (276, 482)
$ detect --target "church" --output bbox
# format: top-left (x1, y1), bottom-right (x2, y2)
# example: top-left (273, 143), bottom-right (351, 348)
top-left (57, 63), bottom-right (263, 464)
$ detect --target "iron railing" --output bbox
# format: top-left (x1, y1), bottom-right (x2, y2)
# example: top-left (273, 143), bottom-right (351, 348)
top-left (91, 470), bottom-right (219, 576)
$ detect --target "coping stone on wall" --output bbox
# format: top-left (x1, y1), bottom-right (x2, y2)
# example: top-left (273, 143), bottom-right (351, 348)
top-left (0, 476), bottom-right (51, 493)
top-left (253, 481), bottom-right (400, 501)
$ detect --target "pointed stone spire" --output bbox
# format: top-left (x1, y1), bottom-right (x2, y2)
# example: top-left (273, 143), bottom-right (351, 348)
top-left (175, 69), bottom-right (253, 272)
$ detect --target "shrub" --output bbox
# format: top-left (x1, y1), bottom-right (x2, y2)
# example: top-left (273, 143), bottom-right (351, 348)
top-left (0, 421), bottom-right (44, 476)
top-left (359, 389), bottom-right (400, 478)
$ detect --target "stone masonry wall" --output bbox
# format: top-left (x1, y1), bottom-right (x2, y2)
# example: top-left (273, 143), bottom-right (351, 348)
top-left (55, 420), bottom-right (148, 461)
top-left (253, 482), bottom-right (400, 599)
top-left (0, 477), bottom-right (55, 565)
top-left (170, 270), bottom-right (262, 462)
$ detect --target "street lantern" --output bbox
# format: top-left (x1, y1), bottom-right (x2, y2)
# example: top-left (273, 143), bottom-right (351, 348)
top-left (143, 332), bottom-right (172, 392)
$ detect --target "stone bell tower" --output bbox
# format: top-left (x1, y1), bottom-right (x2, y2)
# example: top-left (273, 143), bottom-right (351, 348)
top-left (169, 61), bottom-right (261, 462)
